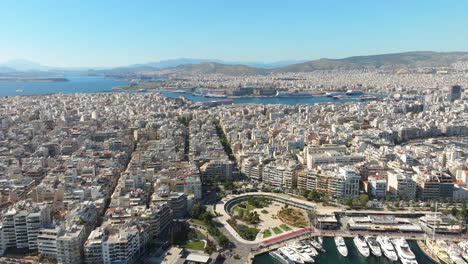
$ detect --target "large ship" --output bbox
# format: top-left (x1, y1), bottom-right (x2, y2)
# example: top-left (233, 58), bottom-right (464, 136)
top-left (325, 92), bottom-right (343, 97)
top-left (276, 91), bottom-right (314, 98)
top-left (334, 237), bottom-right (348, 257)
top-left (377, 235), bottom-right (398, 261)
top-left (353, 235), bottom-right (370, 257)
top-left (204, 93), bottom-right (227, 98)
top-left (346, 89), bottom-right (364, 96)
top-left (391, 238), bottom-right (418, 264)
top-left (365, 236), bottom-right (382, 257)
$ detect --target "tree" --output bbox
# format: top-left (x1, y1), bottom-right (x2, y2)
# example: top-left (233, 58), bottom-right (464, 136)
top-left (190, 202), bottom-right (205, 219)
top-left (358, 194), bottom-right (369, 206)
top-left (218, 234), bottom-right (230, 248)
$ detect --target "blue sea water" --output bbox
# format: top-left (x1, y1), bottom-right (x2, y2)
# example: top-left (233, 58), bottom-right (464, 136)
top-left (253, 238), bottom-right (436, 264)
top-left (161, 91), bottom-right (384, 105)
top-left (0, 75), bottom-right (127, 97)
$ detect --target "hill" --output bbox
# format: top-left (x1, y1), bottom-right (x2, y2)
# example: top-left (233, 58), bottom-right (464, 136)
top-left (172, 62), bottom-right (269, 76)
top-left (274, 51), bottom-right (468, 72)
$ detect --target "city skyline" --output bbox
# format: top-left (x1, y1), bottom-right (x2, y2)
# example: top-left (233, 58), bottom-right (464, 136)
top-left (1, 0), bottom-right (468, 67)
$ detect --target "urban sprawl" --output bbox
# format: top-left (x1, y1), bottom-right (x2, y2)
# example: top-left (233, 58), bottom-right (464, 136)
top-left (1, 69), bottom-right (468, 264)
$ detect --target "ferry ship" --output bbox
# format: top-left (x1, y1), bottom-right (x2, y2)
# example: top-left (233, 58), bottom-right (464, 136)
top-left (269, 249), bottom-right (293, 264)
top-left (325, 92), bottom-right (343, 97)
top-left (334, 237), bottom-right (348, 257)
top-left (353, 235), bottom-right (370, 257)
top-left (346, 89), bottom-right (364, 96)
top-left (276, 91), bottom-right (313, 98)
top-left (205, 93), bottom-right (227, 98)
top-left (391, 238), bottom-right (418, 264)
top-left (365, 236), bottom-right (382, 257)
top-left (377, 235), bottom-right (398, 261)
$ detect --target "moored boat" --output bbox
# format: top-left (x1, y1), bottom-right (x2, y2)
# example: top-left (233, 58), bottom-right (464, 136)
top-left (376, 235), bottom-right (398, 261)
top-left (310, 238), bottom-right (324, 252)
top-left (391, 238), bottom-right (417, 264)
top-left (334, 237), bottom-right (348, 257)
top-left (279, 246), bottom-right (304, 264)
top-left (365, 236), bottom-right (382, 257)
top-left (353, 235), bottom-right (370, 257)
top-left (270, 249), bottom-right (293, 264)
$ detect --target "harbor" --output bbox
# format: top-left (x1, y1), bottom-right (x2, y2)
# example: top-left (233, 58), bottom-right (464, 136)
top-left (252, 235), bottom-right (468, 264)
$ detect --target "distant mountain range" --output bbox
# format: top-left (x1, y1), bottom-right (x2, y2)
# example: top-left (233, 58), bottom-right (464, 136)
top-left (2, 51), bottom-right (468, 76)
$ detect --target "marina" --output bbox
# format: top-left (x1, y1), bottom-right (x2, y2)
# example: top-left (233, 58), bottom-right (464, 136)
top-left (254, 237), bottom-right (442, 264)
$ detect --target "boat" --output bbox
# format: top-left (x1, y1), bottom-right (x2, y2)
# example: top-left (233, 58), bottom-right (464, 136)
top-left (291, 242), bottom-right (315, 262)
top-left (310, 239), bottom-right (325, 252)
top-left (137, 88), bottom-right (148, 92)
top-left (279, 246), bottom-right (304, 264)
top-left (325, 92), bottom-right (343, 97)
top-left (447, 245), bottom-right (467, 264)
top-left (270, 249), bottom-right (293, 264)
top-left (376, 235), bottom-right (398, 261)
top-left (359, 95), bottom-right (379, 101)
top-left (317, 237), bottom-right (323, 245)
top-left (276, 91), bottom-right (313, 98)
top-left (205, 93), bottom-right (227, 98)
top-left (346, 89), bottom-right (364, 96)
top-left (334, 237), bottom-right (348, 257)
top-left (15, 89), bottom-right (24, 93)
top-left (302, 244), bottom-right (319, 257)
top-left (332, 94), bottom-right (350, 100)
top-left (391, 238), bottom-right (417, 264)
top-left (353, 235), bottom-right (370, 257)
top-left (365, 236), bottom-right (382, 257)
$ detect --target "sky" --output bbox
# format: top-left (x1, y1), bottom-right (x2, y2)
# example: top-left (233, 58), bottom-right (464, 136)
top-left (1, 0), bottom-right (468, 67)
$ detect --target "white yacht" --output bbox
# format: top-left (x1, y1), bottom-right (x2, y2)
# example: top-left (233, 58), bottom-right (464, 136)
top-left (317, 237), bottom-right (323, 245)
top-left (334, 237), bottom-right (348, 257)
top-left (353, 235), bottom-right (370, 257)
top-left (391, 238), bottom-right (417, 264)
top-left (447, 244), bottom-right (467, 264)
top-left (279, 246), bottom-right (305, 264)
top-left (310, 239), bottom-right (325, 252)
top-left (299, 243), bottom-right (319, 257)
top-left (377, 235), bottom-right (398, 261)
top-left (365, 236), bottom-right (382, 257)
top-left (291, 242), bottom-right (315, 263)
top-left (270, 249), bottom-right (293, 264)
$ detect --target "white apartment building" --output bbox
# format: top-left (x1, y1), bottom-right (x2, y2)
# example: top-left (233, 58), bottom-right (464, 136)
top-left (387, 170), bottom-right (417, 198)
top-left (367, 175), bottom-right (387, 198)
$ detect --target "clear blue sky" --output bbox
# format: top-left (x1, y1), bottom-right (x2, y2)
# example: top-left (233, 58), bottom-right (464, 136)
top-left (1, 0), bottom-right (467, 67)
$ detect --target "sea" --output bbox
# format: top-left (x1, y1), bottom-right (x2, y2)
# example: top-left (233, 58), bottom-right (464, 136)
top-left (253, 237), bottom-right (437, 264)
top-left (0, 75), bottom-right (383, 105)
top-left (161, 91), bottom-right (383, 105)
top-left (0, 75), bottom-right (127, 97)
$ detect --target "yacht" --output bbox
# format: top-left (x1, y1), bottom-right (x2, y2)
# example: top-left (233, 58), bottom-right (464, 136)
top-left (279, 246), bottom-right (304, 264)
top-left (334, 237), bottom-right (348, 257)
top-left (302, 244), bottom-right (319, 257)
top-left (270, 250), bottom-right (293, 264)
top-left (391, 238), bottom-right (417, 264)
top-left (317, 237), bottom-right (323, 245)
top-left (447, 245), bottom-right (467, 264)
top-left (377, 235), bottom-right (398, 261)
top-left (291, 242), bottom-right (315, 262)
top-left (310, 239), bottom-right (325, 252)
top-left (353, 235), bottom-right (370, 257)
top-left (365, 236), bottom-right (382, 257)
